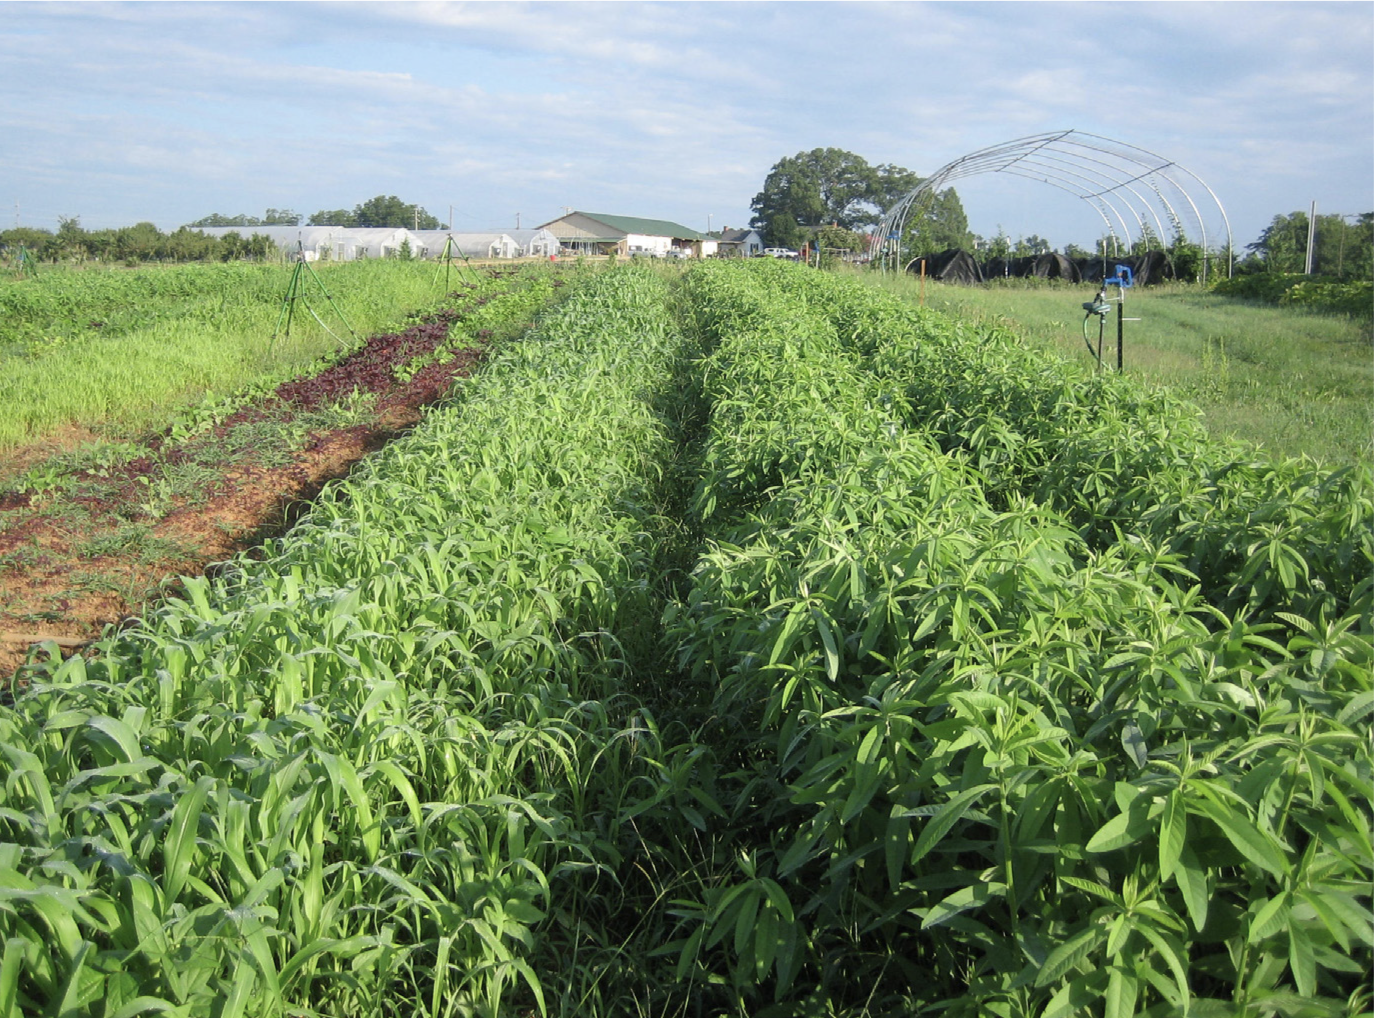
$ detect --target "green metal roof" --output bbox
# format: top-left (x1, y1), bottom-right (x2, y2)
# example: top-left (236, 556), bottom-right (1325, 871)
top-left (576, 212), bottom-right (703, 240)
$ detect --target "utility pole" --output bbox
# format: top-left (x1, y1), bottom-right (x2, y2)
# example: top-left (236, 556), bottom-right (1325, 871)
top-left (516, 212), bottom-right (521, 229)
top-left (1304, 200), bottom-right (1317, 275)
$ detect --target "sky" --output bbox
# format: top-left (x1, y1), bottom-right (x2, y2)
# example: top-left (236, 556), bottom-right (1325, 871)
top-left (2, 1), bottom-right (1371, 251)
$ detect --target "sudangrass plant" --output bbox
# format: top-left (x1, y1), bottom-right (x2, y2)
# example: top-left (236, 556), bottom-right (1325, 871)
top-left (0, 264), bottom-right (701, 1016)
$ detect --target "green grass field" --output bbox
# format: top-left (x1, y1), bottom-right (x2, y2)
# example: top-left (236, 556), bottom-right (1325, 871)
top-left (0, 260), bottom-right (461, 454)
top-left (862, 274), bottom-right (1374, 466)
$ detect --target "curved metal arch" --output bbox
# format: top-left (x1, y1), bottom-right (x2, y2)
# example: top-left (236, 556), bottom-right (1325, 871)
top-left (872, 130), bottom-right (1233, 283)
top-left (1006, 150), bottom-right (1174, 245)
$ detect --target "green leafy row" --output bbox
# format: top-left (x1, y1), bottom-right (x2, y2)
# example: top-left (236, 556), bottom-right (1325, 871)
top-left (660, 259), bottom-right (1372, 1016)
top-left (1, 259), bottom-right (1368, 1017)
top-left (0, 265), bottom-right (691, 1017)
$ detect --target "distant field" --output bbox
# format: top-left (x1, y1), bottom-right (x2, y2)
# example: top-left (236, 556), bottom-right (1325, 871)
top-left (864, 274), bottom-right (1374, 466)
top-left (0, 260), bottom-right (456, 454)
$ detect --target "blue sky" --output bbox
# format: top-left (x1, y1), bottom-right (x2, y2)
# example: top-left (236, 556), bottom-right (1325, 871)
top-left (2, 1), bottom-right (1370, 251)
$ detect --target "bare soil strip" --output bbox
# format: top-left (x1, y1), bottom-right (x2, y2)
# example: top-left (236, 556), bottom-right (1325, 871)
top-left (0, 304), bottom-right (491, 679)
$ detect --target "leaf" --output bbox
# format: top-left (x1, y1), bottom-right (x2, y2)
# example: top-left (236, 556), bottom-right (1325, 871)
top-left (1336, 689), bottom-right (1374, 728)
top-left (1191, 795), bottom-right (1288, 878)
top-left (921, 881), bottom-right (1006, 930)
top-left (1297, 889), bottom-right (1352, 953)
top-left (811, 607), bottom-right (840, 682)
top-left (357, 679), bottom-right (400, 721)
top-left (1034, 925), bottom-right (1106, 988)
top-left (162, 776), bottom-right (212, 907)
top-left (1288, 917), bottom-right (1317, 999)
top-left (856, 723), bottom-right (883, 767)
top-left (52, 940), bottom-right (102, 1018)
top-left (885, 809), bottom-right (910, 892)
top-left (733, 887), bottom-right (760, 958)
top-left (1135, 923), bottom-right (1191, 1010)
top-left (1105, 915), bottom-right (1131, 958)
top-left (108, 997), bottom-right (186, 1017)
top-left (910, 784), bottom-right (996, 866)
top-left (0, 938), bottom-right (24, 1018)
top-left (1314, 891), bottom-right (1374, 946)
top-left (1038, 974), bottom-right (1095, 1018)
top-left (1173, 844), bottom-right (1209, 933)
top-left (1159, 790), bottom-right (1185, 880)
top-left (1248, 894), bottom-right (1290, 944)
top-left (768, 603), bottom-right (807, 667)
top-left (1059, 875), bottom-right (1122, 907)
top-left (1104, 963), bottom-right (1138, 1018)
top-left (1120, 720), bottom-right (1148, 770)
top-left (1086, 794), bottom-right (1152, 855)
top-left (87, 715), bottom-right (142, 763)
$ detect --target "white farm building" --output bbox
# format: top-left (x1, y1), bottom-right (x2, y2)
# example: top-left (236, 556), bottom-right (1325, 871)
top-left (537, 212), bottom-right (706, 258)
top-left (194, 226), bottom-right (411, 261)
top-left (408, 231), bottom-right (518, 260)
top-left (194, 226), bottom-right (563, 262)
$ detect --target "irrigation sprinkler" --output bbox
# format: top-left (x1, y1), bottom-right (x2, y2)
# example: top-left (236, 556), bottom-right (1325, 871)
top-left (1080, 263), bottom-right (1138, 372)
top-left (432, 233), bottom-right (480, 292)
top-left (9, 243), bottom-right (38, 279)
top-left (272, 241), bottom-right (358, 347)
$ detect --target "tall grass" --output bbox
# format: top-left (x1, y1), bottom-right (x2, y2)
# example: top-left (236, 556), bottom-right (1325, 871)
top-left (0, 260), bottom-right (458, 452)
top-left (861, 274), bottom-right (1374, 465)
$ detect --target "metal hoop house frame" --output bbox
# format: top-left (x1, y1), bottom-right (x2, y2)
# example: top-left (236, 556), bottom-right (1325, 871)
top-left (871, 130), bottom-right (1233, 283)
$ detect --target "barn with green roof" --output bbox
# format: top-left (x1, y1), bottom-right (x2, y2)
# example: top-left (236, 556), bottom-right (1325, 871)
top-left (537, 211), bottom-right (706, 258)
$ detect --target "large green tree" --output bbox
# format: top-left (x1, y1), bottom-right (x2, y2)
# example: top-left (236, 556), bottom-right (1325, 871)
top-left (750, 148), bottom-right (874, 247)
top-left (350, 195), bottom-right (442, 230)
top-left (750, 148), bottom-right (967, 254)
top-left (900, 187), bottom-right (972, 257)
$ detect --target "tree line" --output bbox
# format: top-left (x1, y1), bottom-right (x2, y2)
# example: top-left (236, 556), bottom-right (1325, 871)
top-left (187, 195), bottom-right (444, 231)
top-left (1242, 210), bottom-right (1373, 278)
top-left (0, 195), bottom-right (445, 266)
top-left (0, 218), bottom-right (276, 265)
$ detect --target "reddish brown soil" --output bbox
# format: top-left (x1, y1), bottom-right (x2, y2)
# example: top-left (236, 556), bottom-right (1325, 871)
top-left (0, 295), bottom-right (495, 678)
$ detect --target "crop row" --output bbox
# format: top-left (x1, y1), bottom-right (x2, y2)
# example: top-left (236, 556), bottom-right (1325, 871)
top-left (659, 260), bottom-right (1372, 1015)
top-left (0, 260), bottom-right (1368, 1017)
top-left (0, 264), bottom-right (693, 1016)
